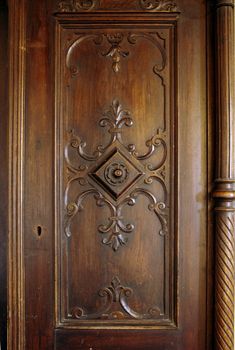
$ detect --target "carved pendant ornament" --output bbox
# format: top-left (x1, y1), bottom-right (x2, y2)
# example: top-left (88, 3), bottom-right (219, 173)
top-left (102, 33), bottom-right (129, 73)
top-left (69, 276), bottom-right (162, 320)
top-left (65, 100), bottom-right (168, 251)
top-left (66, 32), bottom-right (166, 76)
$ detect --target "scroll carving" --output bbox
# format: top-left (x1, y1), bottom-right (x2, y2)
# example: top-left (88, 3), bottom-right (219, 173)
top-left (66, 100), bottom-right (166, 162)
top-left (65, 100), bottom-right (168, 251)
top-left (65, 188), bottom-right (167, 251)
top-left (69, 276), bottom-right (162, 320)
top-left (139, 0), bottom-right (178, 11)
top-left (58, 0), bottom-right (98, 12)
top-left (57, 0), bottom-right (179, 12)
top-left (66, 32), bottom-right (166, 75)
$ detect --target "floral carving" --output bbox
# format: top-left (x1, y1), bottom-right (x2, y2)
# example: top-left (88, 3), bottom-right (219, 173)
top-left (139, 0), bottom-right (178, 11)
top-left (69, 276), bottom-right (162, 320)
top-left (58, 0), bottom-right (98, 12)
top-left (65, 100), bottom-right (168, 251)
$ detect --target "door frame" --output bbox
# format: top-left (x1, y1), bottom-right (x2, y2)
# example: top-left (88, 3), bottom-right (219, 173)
top-left (6, 0), bottom-right (235, 349)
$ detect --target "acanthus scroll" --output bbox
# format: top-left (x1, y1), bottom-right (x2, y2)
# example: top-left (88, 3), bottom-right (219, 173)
top-left (139, 0), bottom-right (178, 11)
top-left (64, 99), bottom-right (168, 250)
top-left (69, 276), bottom-right (162, 320)
top-left (65, 188), bottom-right (167, 251)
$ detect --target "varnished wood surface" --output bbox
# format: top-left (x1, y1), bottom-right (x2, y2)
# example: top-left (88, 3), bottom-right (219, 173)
top-left (0, 1), bottom-right (8, 349)
top-left (8, 0), bottom-right (214, 349)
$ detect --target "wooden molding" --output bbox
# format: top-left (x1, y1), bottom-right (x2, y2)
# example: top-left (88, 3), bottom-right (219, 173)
top-left (8, 0), bottom-right (26, 349)
top-left (213, 0), bottom-right (235, 349)
top-left (216, 0), bottom-right (234, 8)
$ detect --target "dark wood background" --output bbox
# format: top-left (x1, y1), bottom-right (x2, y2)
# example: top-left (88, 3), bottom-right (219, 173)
top-left (0, 1), bottom-right (8, 349)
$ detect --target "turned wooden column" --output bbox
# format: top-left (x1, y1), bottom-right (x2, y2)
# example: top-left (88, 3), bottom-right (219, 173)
top-left (213, 1), bottom-right (235, 349)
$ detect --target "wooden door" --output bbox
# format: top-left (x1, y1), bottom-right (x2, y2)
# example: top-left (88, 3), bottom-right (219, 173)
top-left (7, 0), bottom-right (235, 349)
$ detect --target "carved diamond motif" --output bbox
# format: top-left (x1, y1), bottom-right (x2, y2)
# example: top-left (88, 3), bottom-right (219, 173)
top-left (65, 99), bottom-right (168, 250)
top-left (89, 147), bottom-right (145, 201)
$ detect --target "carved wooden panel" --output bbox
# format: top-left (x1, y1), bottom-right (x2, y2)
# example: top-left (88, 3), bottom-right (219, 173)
top-left (55, 15), bottom-right (177, 328)
top-left (56, 0), bottom-right (179, 12)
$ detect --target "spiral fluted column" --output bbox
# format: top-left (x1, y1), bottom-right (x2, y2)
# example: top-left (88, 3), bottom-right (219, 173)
top-left (213, 1), bottom-right (235, 349)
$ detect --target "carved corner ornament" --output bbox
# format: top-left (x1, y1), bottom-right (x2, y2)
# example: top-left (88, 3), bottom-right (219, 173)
top-left (58, 0), bottom-right (98, 12)
top-left (139, 0), bottom-right (178, 11)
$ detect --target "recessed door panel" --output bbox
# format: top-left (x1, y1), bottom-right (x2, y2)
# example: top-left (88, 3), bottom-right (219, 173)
top-left (56, 17), bottom-right (176, 329)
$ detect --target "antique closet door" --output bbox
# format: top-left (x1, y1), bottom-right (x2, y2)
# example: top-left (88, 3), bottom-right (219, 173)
top-left (8, 0), bottom-right (216, 349)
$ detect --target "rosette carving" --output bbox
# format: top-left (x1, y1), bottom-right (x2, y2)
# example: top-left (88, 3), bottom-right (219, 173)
top-left (104, 163), bottom-right (129, 186)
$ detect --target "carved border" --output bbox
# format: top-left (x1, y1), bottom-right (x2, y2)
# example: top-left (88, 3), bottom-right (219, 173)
top-left (56, 0), bottom-right (179, 12)
top-left (7, 0), bottom-right (26, 349)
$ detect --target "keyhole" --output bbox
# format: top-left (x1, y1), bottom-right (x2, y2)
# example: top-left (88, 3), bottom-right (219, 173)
top-left (37, 226), bottom-right (42, 237)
